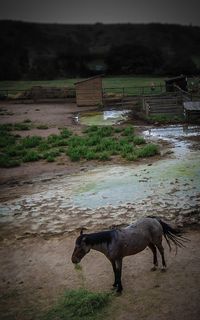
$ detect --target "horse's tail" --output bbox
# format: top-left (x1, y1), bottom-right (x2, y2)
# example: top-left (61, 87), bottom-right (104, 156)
top-left (149, 216), bottom-right (189, 252)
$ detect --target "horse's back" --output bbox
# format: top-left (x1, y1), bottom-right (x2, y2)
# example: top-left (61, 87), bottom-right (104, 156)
top-left (116, 217), bottom-right (163, 256)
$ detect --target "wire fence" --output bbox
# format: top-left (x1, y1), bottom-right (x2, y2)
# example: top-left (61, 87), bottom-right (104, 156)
top-left (0, 85), bottom-right (166, 101)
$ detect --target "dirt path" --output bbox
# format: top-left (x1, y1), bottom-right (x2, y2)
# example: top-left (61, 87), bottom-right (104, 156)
top-left (0, 228), bottom-right (200, 320)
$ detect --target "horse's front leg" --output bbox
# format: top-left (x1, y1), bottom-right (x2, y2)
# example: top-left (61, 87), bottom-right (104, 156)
top-left (115, 258), bottom-right (123, 293)
top-left (111, 260), bottom-right (117, 288)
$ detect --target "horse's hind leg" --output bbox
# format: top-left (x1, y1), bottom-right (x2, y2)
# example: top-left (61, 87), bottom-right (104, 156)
top-left (156, 242), bottom-right (167, 270)
top-left (148, 243), bottom-right (158, 271)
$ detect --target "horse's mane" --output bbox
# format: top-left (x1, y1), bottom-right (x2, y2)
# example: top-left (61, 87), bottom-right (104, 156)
top-left (84, 230), bottom-right (115, 246)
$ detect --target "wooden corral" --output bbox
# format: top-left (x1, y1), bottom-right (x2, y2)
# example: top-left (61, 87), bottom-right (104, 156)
top-left (75, 75), bottom-right (103, 106)
top-left (184, 101), bottom-right (200, 122)
top-left (143, 94), bottom-right (183, 117)
top-left (165, 75), bottom-right (188, 92)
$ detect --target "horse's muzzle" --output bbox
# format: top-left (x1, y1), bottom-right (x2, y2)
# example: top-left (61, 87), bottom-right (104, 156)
top-left (71, 255), bottom-right (80, 264)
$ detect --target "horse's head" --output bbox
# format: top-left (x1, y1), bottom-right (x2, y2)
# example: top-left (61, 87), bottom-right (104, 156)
top-left (71, 230), bottom-right (91, 264)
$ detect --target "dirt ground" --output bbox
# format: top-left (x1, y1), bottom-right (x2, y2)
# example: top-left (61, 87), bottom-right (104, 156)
top-left (0, 101), bottom-right (200, 319)
top-left (0, 229), bottom-right (200, 320)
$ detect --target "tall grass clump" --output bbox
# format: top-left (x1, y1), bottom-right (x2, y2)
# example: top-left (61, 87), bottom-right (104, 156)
top-left (43, 289), bottom-right (111, 320)
top-left (0, 155), bottom-right (21, 168)
top-left (122, 126), bottom-right (135, 136)
top-left (21, 136), bottom-right (42, 148)
top-left (22, 150), bottom-right (40, 162)
top-left (137, 143), bottom-right (159, 158)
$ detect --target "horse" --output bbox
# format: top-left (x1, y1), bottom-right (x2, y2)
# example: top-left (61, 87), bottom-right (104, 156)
top-left (71, 216), bottom-right (188, 293)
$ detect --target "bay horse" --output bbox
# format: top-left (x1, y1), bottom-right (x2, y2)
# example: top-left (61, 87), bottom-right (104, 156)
top-left (71, 216), bottom-right (188, 293)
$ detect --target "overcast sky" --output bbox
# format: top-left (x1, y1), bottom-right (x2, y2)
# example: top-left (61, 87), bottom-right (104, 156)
top-left (0, 0), bottom-right (199, 26)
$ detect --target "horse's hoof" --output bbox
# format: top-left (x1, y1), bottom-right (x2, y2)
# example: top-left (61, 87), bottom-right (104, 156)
top-left (161, 267), bottom-right (167, 272)
top-left (111, 286), bottom-right (117, 291)
top-left (151, 266), bottom-right (157, 271)
top-left (115, 290), bottom-right (122, 296)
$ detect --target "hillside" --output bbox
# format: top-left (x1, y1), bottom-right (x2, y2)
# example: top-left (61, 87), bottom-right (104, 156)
top-left (0, 20), bottom-right (200, 80)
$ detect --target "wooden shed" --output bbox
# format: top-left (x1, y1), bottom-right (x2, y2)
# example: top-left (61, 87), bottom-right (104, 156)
top-left (75, 75), bottom-right (103, 106)
top-left (165, 75), bottom-right (188, 92)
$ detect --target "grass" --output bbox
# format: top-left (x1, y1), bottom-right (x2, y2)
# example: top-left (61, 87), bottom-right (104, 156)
top-left (0, 124), bottom-right (159, 168)
top-left (146, 114), bottom-right (185, 124)
top-left (42, 289), bottom-right (111, 320)
top-left (0, 77), bottom-right (165, 92)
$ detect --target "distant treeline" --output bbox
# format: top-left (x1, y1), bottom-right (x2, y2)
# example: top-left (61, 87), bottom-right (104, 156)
top-left (0, 20), bottom-right (200, 80)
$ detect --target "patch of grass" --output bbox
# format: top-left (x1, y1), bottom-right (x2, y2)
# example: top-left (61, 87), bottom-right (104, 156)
top-left (133, 136), bottom-right (146, 145)
top-left (36, 124), bottom-right (49, 129)
top-left (0, 155), bottom-right (21, 168)
top-left (23, 150), bottom-right (40, 162)
top-left (137, 143), bottom-right (159, 158)
top-left (21, 136), bottom-right (42, 148)
top-left (98, 151), bottom-right (111, 161)
top-left (23, 119), bottom-right (32, 123)
top-left (42, 289), bottom-right (111, 320)
top-left (0, 123), bottom-right (160, 167)
top-left (146, 114), bottom-right (184, 124)
top-left (60, 128), bottom-right (72, 138)
top-left (0, 132), bottom-right (16, 147)
top-left (13, 123), bottom-right (31, 130)
top-left (42, 150), bottom-right (60, 160)
top-left (122, 125), bottom-right (135, 136)
top-left (0, 123), bottom-right (13, 132)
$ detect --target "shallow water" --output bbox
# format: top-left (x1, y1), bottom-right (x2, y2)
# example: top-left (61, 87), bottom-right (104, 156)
top-left (76, 109), bottom-right (132, 126)
top-left (0, 125), bottom-right (200, 237)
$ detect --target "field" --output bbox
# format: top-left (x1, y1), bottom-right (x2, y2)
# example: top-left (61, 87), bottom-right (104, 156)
top-left (0, 76), bottom-right (165, 92)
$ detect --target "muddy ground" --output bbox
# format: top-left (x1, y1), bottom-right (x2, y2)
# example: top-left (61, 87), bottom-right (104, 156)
top-left (0, 101), bottom-right (200, 319)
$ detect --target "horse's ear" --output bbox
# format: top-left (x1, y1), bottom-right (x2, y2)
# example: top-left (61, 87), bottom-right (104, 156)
top-left (80, 228), bottom-right (83, 235)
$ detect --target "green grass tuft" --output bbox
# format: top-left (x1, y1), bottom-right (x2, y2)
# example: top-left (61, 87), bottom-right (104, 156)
top-left (42, 289), bottom-right (111, 320)
top-left (137, 143), bottom-right (159, 157)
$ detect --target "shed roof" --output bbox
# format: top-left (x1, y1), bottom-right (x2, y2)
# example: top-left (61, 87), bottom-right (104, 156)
top-left (75, 75), bottom-right (103, 85)
top-left (165, 75), bottom-right (187, 83)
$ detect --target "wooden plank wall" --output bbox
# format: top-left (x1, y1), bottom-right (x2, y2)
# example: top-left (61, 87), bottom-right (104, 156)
top-left (76, 77), bottom-right (103, 106)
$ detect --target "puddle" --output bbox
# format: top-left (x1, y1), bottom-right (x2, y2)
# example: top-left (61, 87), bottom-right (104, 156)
top-left (143, 125), bottom-right (200, 139)
top-left (75, 109), bottom-right (132, 126)
top-left (0, 125), bottom-right (200, 238)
